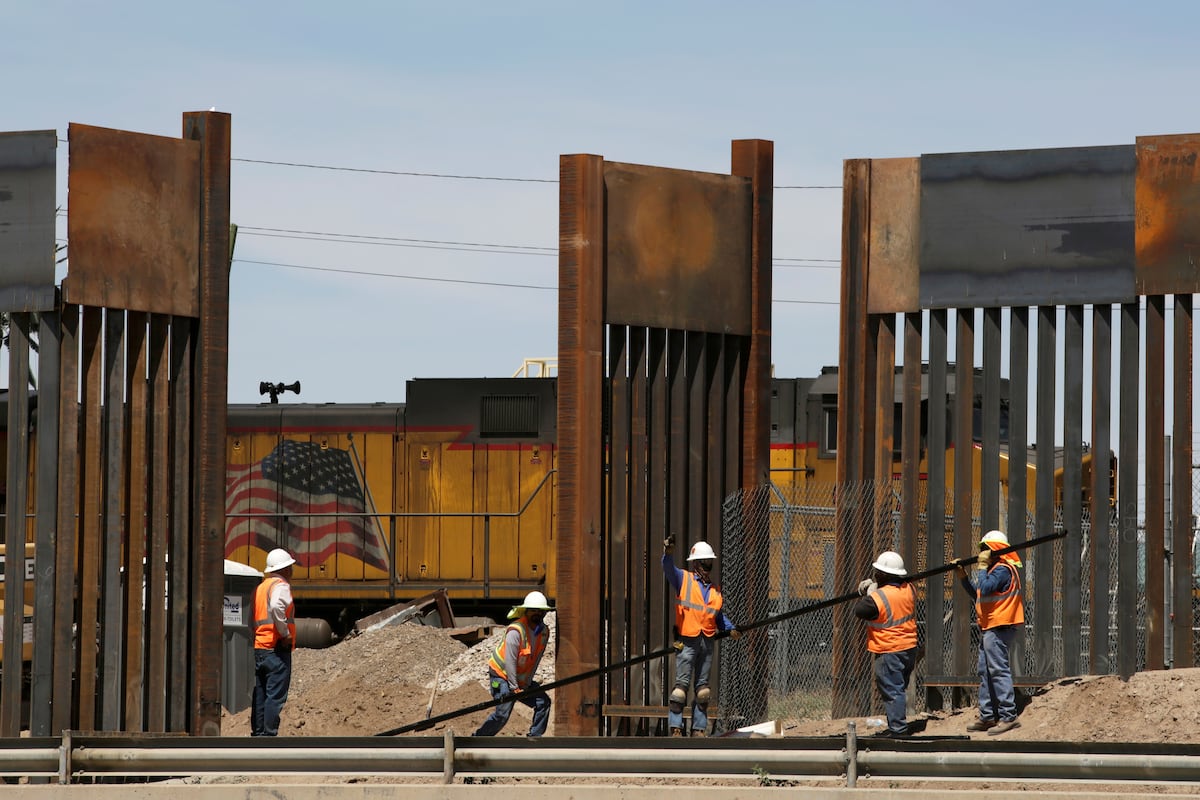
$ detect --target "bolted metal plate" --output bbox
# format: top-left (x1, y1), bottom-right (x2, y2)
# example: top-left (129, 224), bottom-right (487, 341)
top-left (1135, 133), bottom-right (1200, 295)
top-left (604, 162), bottom-right (752, 334)
top-left (65, 123), bottom-right (201, 316)
top-left (0, 130), bottom-right (57, 312)
top-left (867, 157), bottom-right (920, 314)
top-left (919, 145), bottom-right (1137, 308)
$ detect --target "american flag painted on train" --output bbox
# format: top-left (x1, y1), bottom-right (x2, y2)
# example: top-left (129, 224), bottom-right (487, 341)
top-left (225, 439), bottom-right (389, 572)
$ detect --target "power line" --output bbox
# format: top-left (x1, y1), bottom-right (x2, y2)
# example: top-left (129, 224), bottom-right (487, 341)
top-left (232, 156), bottom-right (841, 189)
top-left (237, 225), bottom-right (841, 266)
top-left (233, 257), bottom-right (840, 304)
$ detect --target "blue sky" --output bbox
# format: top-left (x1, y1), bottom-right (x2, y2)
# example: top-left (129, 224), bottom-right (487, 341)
top-left (9, 0), bottom-right (1200, 435)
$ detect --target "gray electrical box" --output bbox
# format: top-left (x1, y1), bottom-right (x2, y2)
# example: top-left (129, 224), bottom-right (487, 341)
top-left (222, 560), bottom-right (263, 715)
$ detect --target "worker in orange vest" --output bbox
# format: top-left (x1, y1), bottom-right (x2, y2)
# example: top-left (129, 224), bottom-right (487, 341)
top-left (252, 548), bottom-right (296, 736)
top-left (957, 529), bottom-right (1025, 736)
top-left (474, 590), bottom-right (553, 737)
top-left (853, 550), bottom-right (919, 737)
top-left (662, 535), bottom-right (740, 737)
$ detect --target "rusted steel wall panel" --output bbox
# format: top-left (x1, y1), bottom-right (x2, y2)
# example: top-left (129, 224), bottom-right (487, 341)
top-left (951, 310), bottom-right (975, 681)
top-left (52, 305), bottom-right (80, 735)
top-left (873, 315), bottom-right (896, 555)
top-left (900, 313), bottom-right (922, 576)
top-left (1006, 307), bottom-right (1030, 676)
top-left (183, 111), bottom-right (230, 736)
top-left (146, 314), bottom-right (170, 731)
top-left (78, 305), bottom-right (104, 731)
top-left (1170, 294), bottom-right (1193, 667)
top-left (65, 124), bottom-right (200, 317)
top-left (30, 303), bottom-right (61, 736)
top-left (627, 328), bottom-right (649, 724)
top-left (686, 332), bottom-right (708, 546)
top-left (555, 153), bottom-right (606, 736)
top-left (1144, 295), bottom-right (1165, 670)
top-left (1034, 306), bottom-right (1058, 678)
top-left (919, 146), bottom-right (1136, 308)
top-left (124, 311), bottom-right (149, 729)
top-left (1, 313), bottom-right (31, 736)
top-left (1089, 305), bottom-right (1113, 674)
top-left (646, 328), bottom-right (669, 709)
top-left (0, 131), bottom-right (57, 312)
top-left (981, 308), bottom-right (1001, 531)
top-left (607, 326), bottom-right (630, 730)
top-left (832, 159), bottom-right (873, 718)
top-left (1062, 305), bottom-right (1084, 676)
top-left (604, 163), bottom-right (751, 334)
top-left (1117, 303), bottom-right (1140, 678)
top-left (867, 158), bottom-right (920, 314)
top-left (1135, 135), bottom-right (1200, 295)
top-left (101, 310), bottom-right (126, 730)
top-left (168, 317), bottom-right (194, 732)
top-left (925, 311), bottom-right (948, 688)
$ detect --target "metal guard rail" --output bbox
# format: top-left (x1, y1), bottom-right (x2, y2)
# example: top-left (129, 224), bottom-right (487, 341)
top-left (6, 727), bottom-right (1200, 786)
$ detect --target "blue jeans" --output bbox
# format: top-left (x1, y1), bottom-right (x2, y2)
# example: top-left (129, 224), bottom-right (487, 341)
top-left (474, 671), bottom-right (551, 737)
top-left (670, 634), bottom-right (714, 734)
top-left (252, 647), bottom-right (292, 736)
top-left (873, 648), bottom-right (917, 733)
top-left (978, 625), bottom-right (1019, 723)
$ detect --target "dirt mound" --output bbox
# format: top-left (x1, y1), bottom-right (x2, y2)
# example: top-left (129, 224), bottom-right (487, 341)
top-left (224, 613), bottom-right (1200, 743)
top-left (223, 612), bottom-right (557, 738)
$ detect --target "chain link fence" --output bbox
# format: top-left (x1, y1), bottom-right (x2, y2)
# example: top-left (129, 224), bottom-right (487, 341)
top-left (717, 480), bottom-right (1136, 729)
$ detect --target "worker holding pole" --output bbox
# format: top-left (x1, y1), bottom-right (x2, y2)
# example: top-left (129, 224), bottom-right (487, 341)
top-left (956, 529), bottom-right (1025, 736)
top-left (662, 535), bottom-right (740, 737)
top-left (853, 551), bottom-right (920, 737)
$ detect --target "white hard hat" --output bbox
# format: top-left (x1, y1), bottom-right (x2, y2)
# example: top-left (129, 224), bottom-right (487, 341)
top-left (872, 550), bottom-right (907, 576)
top-left (980, 530), bottom-right (1009, 549)
top-left (264, 548), bottom-right (296, 573)
top-left (687, 541), bottom-right (717, 561)
top-left (521, 590), bottom-right (552, 611)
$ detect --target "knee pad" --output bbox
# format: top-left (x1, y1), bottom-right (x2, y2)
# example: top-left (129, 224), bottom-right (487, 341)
top-left (695, 686), bottom-right (712, 709)
top-left (669, 687), bottom-right (687, 712)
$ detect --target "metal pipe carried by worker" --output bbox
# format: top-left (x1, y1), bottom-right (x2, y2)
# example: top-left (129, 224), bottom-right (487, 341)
top-left (377, 528), bottom-right (1065, 736)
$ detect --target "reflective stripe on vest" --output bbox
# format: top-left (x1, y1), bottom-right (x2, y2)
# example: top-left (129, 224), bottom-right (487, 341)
top-left (866, 582), bottom-right (917, 653)
top-left (977, 562), bottom-right (1025, 630)
top-left (253, 575), bottom-right (296, 650)
top-left (487, 618), bottom-right (547, 687)
top-left (676, 570), bottom-right (723, 638)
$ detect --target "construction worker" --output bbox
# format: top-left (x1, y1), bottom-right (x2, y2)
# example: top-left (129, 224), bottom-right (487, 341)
top-left (662, 535), bottom-right (740, 737)
top-left (252, 548), bottom-right (296, 736)
top-left (956, 529), bottom-right (1025, 736)
top-left (474, 590), bottom-right (553, 737)
top-left (853, 550), bottom-right (919, 737)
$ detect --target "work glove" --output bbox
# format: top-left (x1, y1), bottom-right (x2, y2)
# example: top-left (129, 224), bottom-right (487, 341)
top-left (492, 679), bottom-right (514, 700)
top-left (663, 534), bottom-right (676, 554)
top-left (857, 578), bottom-right (877, 596)
top-left (729, 629), bottom-right (742, 641)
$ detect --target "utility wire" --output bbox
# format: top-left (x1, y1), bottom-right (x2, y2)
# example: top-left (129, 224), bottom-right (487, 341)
top-left (378, 529), bottom-right (1065, 736)
top-left (232, 157), bottom-right (841, 189)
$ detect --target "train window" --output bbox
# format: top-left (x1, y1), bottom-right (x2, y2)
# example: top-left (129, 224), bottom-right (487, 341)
top-left (821, 407), bottom-right (837, 454)
top-left (481, 394), bottom-right (539, 438)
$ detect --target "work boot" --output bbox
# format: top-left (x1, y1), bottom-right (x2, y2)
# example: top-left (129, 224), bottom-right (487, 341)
top-left (987, 719), bottom-right (1020, 736)
top-left (691, 730), bottom-right (706, 738)
top-left (670, 727), bottom-right (684, 737)
top-left (966, 719), bottom-right (997, 732)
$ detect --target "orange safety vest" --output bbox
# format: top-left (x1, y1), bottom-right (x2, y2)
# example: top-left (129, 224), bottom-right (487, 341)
top-left (976, 562), bottom-right (1025, 630)
top-left (487, 618), bottom-right (548, 687)
top-left (865, 583), bottom-right (917, 654)
top-left (253, 575), bottom-right (296, 650)
top-left (676, 570), bottom-right (723, 638)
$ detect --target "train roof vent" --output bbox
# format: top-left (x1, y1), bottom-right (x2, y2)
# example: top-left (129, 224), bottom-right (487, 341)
top-left (480, 394), bottom-right (539, 438)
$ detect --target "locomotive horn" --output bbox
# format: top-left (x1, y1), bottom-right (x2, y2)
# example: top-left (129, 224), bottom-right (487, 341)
top-left (259, 380), bottom-right (302, 404)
